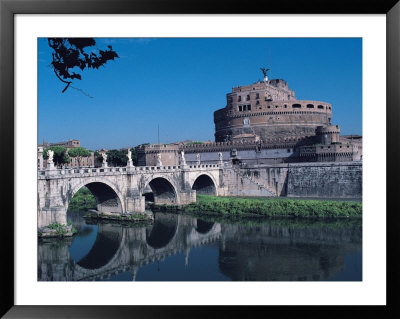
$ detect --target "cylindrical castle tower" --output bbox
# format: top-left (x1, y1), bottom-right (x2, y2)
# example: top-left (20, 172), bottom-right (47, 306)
top-left (214, 72), bottom-right (333, 143)
top-left (316, 125), bottom-right (341, 145)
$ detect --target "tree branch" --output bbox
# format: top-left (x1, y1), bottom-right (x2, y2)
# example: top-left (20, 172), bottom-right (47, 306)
top-left (52, 68), bottom-right (72, 93)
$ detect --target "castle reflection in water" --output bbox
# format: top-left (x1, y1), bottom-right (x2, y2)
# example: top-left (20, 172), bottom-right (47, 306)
top-left (38, 211), bottom-right (362, 281)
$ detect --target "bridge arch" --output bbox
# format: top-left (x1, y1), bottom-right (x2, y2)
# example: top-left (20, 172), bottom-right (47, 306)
top-left (144, 176), bottom-right (178, 205)
top-left (75, 223), bottom-right (124, 270)
top-left (70, 178), bottom-right (125, 213)
top-left (195, 218), bottom-right (215, 234)
top-left (146, 213), bottom-right (179, 249)
top-left (191, 173), bottom-right (217, 195)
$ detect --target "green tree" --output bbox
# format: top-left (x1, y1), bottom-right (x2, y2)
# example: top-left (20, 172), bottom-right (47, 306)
top-left (43, 146), bottom-right (70, 168)
top-left (94, 151), bottom-right (104, 164)
top-left (68, 147), bottom-right (91, 167)
top-left (130, 148), bottom-right (138, 166)
top-left (106, 149), bottom-right (128, 167)
top-left (48, 38), bottom-right (119, 94)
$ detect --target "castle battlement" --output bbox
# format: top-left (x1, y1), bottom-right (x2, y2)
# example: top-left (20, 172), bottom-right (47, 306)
top-left (214, 71), bottom-right (333, 143)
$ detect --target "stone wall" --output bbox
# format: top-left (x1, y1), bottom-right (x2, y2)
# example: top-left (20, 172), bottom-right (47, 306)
top-left (221, 162), bottom-right (362, 199)
top-left (286, 162), bottom-right (362, 198)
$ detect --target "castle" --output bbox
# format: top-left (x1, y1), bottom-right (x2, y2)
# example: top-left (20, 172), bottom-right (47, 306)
top-left (137, 69), bottom-right (362, 166)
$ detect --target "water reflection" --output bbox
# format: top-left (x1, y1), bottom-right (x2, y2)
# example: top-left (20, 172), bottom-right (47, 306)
top-left (37, 211), bottom-right (361, 281)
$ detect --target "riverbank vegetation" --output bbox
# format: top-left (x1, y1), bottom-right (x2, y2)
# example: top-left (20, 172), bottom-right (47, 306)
top-left (38, 221), bottom-right (77, 238)
top-left (183, 195), bottom-right (362, 218)
top-left (67, 187), bottom-right (97, 211)
top-left (186, 211), bottom-right (362, 231)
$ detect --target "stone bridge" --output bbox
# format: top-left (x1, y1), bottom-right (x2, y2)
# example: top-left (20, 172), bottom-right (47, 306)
top-left (37, 163), bottom-right (227, 228)
top-left (38, 214), bottom-right (222, 281)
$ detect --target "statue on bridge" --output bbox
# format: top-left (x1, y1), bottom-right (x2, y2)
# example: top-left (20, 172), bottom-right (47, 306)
top-left (102, 153), bottom-right (108, 168)
top-left (196, 153), bottom-right (201, 165)
top-left (156, 153), bottom-right (162, 166)
top-left (127, 149), bottom-right (134, 167)
top-left (46, 149), bottom-right (55, 170)
top-left (180, 151), bottom-right (186, 166)
top-left (47, 149), bottom-right (54, 163)
top-left (218, 152), bottom-right (223, 164)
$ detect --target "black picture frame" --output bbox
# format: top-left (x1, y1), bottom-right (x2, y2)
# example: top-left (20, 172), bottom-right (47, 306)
top-left (1, 0), bottom-right (399, 318)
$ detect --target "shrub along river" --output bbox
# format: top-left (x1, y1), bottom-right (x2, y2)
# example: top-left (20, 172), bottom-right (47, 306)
top-left (38, 198), bottom-right (362, 281)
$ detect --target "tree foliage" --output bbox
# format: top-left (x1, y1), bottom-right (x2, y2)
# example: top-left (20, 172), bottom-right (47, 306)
top-left (42, 146), bottom-right (70, 167)
top-left (106, 149), bottom-right (128, 167)
top-left (68, 147), bottom-right (91, 167)
top-left (94, 151), bottom-right (104, 164)
top-left (48, 38), bottom-right (119, 93)
top-left (104, 148), bottom-right (138, 167)
top-left (130, 148), bottom-right (138, 166)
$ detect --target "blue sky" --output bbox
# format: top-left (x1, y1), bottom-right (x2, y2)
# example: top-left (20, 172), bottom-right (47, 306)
top-left (38, 38), bottom-right (362, 151)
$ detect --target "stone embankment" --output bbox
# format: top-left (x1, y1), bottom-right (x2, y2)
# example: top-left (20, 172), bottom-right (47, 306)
top-left (83, 210), bottom-right (154, 223)
top-left (38, 223), bottom-right (75, 238)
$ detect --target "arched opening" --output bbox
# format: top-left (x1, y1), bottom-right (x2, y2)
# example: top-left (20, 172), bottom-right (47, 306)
top-left (142, 185), bottom-right (154, 204)
top-left (146, 213), bottom-right (178, 249)
top-left (74, 223), bottom-right (123, 270)
top-left (147, 177), bottom-right (177, 205)
top-left (70, 182), bottom-right (123, 214)
top-left (196, 219), bottom-right (214, 234)
top-left (192, 174), bottom-right (217, 195)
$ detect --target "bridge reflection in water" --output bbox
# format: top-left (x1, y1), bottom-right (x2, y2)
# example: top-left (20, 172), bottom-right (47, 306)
top-left (37, 212), bottom-right (362, 281)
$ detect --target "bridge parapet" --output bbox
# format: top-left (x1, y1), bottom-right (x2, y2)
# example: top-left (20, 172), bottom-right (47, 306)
top-left (38, 164), bottom-right (223, 179)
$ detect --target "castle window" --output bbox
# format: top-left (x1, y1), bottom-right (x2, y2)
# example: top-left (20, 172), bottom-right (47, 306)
top-left (307, 104), bottom-right (314, 108)
top-left (247, 105), bottom-right (251, 111)
top-left (246, 95), bottom-right (250, 101)
top-left (239, 105), bottom-right (242, 111)
top-left (318, 105), bottom-right (324, 109)
top-left (238, 96), bottom-right (242, 102)
top-left (288, 95), bottom-right (291, 99)
top-left (267, 105), bottom-right (271, 109)
top-left (256, 100), bottom-right (260, 105)
top-left (256, 93), bottom-right (259, 99)
top-left (275, 105), bottom-right (279, 108)
top-left (292, 104), bottom-right (301, 108)
top-left (284, 104), bottom-right (287, 108)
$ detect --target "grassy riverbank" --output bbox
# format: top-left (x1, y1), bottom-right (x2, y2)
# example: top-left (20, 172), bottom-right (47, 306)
top-left (183, 195), bottom-right (362, 218)
top-left (186, 211), bottom-right (362, 232)
top-left (68, 187), bottom-right (97, 211)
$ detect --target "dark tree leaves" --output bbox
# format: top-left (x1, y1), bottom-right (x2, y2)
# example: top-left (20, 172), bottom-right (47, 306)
top-left (104, 148), bottom-right (139, 167)
top-left (48, 38), bottom-right (119, 93)
top-left (106, 149), bottom-right (129, 167)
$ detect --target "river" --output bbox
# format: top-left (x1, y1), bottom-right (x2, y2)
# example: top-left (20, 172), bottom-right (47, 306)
top-left (37, 210), bottom-right (362, 281)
